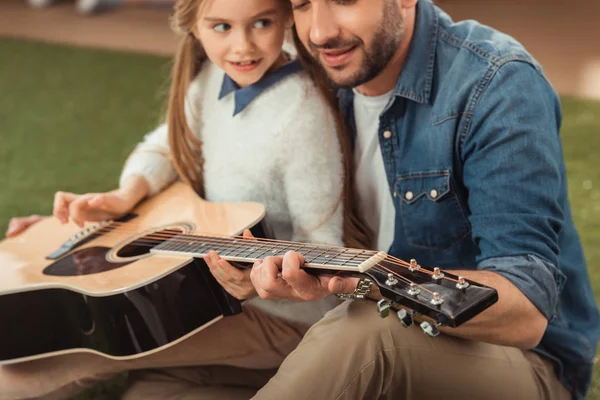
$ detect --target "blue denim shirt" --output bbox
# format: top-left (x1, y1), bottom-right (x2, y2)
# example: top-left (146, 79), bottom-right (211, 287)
top-left (338, 1), bottom-right (600, 398)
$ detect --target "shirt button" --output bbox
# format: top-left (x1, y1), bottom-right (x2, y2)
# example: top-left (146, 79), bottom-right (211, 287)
top-left (430, 189), bottom-right (438, 199)
top-left (405, 191), bottom-right (414, 201)
top-left (383, 130), bottom-right (392, 139)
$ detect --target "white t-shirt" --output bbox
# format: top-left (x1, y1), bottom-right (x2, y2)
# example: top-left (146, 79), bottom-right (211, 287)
top-left (353, 88), bottom-right (396, 252)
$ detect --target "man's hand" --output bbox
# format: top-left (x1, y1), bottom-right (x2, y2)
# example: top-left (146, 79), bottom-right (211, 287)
top-left (250, 250), bottom-right (362, 301)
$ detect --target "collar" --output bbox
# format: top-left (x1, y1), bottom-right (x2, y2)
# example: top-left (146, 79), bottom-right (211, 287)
top-left (219, 59), bottom-right (303, 116)
top-left (338, 0), bottom-right (439, 109)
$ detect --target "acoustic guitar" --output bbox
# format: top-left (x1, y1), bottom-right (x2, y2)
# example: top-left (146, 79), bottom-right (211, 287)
top-left (0, 182), bottom-right (497, 365)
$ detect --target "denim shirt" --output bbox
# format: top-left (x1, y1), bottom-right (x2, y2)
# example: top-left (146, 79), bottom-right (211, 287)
top-left (338, 1), bottom-right (600, 398)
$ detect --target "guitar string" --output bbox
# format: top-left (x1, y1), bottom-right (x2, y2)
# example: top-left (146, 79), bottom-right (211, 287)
top-left (72, 222), bottom-right (462, 288)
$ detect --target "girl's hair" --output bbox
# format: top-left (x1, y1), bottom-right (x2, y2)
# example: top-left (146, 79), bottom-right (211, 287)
top-left (167, 0), bottom-right (371, 249)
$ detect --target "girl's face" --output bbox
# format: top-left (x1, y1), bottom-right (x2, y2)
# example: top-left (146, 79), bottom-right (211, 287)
top-left (195, 0), bottom-right (291, 88)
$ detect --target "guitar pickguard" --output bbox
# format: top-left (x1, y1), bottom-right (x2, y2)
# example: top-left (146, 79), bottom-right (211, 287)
top-left (43, 247), bottom-right (130, 277)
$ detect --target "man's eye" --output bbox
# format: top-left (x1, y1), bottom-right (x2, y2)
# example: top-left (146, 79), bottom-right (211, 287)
top-left (213, 23), bottom-right (231, 33)
top-left (292, 1), bottom-right (309, 11)
top-left (254, 19), bottom-right (272, 29)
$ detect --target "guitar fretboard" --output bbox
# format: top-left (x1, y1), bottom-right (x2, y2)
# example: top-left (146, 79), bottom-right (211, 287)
top-left (150, 234), bottom-right (385, 272)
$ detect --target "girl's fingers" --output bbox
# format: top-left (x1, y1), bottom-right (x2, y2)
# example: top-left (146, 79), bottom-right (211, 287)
top-left (6, 215), bottom-right (43, 238)
top-left (53, 191), bottom-right (76, 224)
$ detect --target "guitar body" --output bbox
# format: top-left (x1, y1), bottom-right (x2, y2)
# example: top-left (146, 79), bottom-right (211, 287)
top-left (0, 183), bottom-right (499, 366)
top-left (0, 182), bottom-right (267, 365)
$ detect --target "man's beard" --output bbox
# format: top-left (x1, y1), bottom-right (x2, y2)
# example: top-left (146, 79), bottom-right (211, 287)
top-left (309, 0), bottom-right (405, 89)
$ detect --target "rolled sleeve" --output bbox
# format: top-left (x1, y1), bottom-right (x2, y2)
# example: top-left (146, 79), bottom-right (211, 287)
top-left (478, 254), bottom-right (566, 320)
top-left (463, 61), bottom-right (569, 321)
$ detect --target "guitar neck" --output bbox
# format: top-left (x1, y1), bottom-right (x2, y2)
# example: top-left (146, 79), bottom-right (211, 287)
top-left (150, 231), bottom-right (498, 329)
top-left (150, 234), bottom-right (386, 273)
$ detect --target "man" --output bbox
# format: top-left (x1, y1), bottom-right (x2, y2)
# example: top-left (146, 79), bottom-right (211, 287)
top-left (5, 0), bottom-right (599, 399)
top-left (245, 0), bottom-right (599, 399)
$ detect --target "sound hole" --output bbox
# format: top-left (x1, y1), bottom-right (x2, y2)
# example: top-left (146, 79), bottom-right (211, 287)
top-left (116, 228), bottom-right (184, 258)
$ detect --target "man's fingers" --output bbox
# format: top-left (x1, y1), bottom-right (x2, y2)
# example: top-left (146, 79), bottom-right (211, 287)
top-left (328, 276), bottom-right (361, 295)
top-left (280, 251), bottom-right (306, 282)
top-left (260, 256), bottom-right (283, 285)
top-left (251, 257), bottom-right (287, 300)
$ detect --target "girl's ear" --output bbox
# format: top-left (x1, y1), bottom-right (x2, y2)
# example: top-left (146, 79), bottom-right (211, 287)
top-left (190, 23), bottom-right (201, 41)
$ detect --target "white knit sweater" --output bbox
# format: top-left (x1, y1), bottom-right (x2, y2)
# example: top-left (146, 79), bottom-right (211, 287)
top-left (120, 61), bottom-right (344, 325)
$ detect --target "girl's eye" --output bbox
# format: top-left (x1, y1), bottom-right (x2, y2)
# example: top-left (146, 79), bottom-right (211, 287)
top-left (213, 23), bottom-right (231, 33)
top-left (254, 19), bottom-right (272, 29)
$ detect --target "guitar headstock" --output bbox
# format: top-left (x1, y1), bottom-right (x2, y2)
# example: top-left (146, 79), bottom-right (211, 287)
top-left (364, 256), bottom-right (498, 329)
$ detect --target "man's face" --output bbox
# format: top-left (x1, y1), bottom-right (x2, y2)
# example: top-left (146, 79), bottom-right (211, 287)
top-left (291, 0), bottom-right (405, 88)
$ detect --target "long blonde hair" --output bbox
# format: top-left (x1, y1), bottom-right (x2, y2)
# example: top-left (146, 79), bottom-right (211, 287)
top-left (167, 0), bottom-right (371, 249)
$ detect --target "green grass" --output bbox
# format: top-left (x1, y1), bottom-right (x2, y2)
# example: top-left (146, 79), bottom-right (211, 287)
top-left (1, 38), bottom-right (599, 399)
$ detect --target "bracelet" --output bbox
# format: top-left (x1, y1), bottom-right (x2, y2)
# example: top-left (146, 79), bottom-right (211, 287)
top-left (335, 277), bottom-right (373, 300)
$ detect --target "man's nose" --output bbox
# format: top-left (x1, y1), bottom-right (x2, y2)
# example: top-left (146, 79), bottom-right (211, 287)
top-left (309, 3), bottom-right (341, 47)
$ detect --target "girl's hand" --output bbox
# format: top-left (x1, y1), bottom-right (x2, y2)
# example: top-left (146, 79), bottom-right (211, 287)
top-left (204, 230), bottom-right (258, 300)
top-left (5, 215), bottom-right (44, 238)
top-left (53, 189), bottom-right (138, 228)
top-left (53, 175), bottom-right (150, 227)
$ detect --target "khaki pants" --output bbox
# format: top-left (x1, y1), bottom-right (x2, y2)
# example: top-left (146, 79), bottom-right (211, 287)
top-left (0, 301), bottom-right (570, 400)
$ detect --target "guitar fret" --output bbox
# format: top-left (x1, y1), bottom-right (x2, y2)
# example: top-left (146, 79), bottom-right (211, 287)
top-left (299, 246), bottom-right (325, 262)
top-left (322, 249), bottom-right (349, 265)
top-left (306, 247), bottom-right (334, 263)
top-left (217, 240), bottom-right (243, 257)
top-left (191, 239), bottom-right (220, 255)
top-left (172, 239), bottom-right (189, 252)
top-left (254, 245), bottom-right (281, 259)
top-left (226, 241), bottom-right (249, 258)
top-left (339, 250), bottom-right (365, 266)
top-left (160, 237), bottom-right (370, 272)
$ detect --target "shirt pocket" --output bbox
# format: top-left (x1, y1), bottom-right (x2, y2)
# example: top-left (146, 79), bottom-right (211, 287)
top-left (395, 171), bottom-right (471, 250)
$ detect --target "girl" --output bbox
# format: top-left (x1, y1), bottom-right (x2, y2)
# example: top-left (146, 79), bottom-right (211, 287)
top-left (2, 0), bottom-right (369, 398)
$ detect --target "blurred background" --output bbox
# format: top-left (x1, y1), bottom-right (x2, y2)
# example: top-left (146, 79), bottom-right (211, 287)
top-left (0, 0), bottom-right (599, 398)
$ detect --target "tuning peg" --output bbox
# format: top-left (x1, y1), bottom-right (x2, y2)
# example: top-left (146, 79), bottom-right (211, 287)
top-left (385, 273), bottom-right (399, 286)
top-left (430, 292), bottom-right (444, 306)
top-left (432, 267), bottom-right (445, 281)
top-left (409, 258), bottom-right (419, 272)
top-left (420, 321), bottom-right (440, 337)
top-left (407, 283), bottom-right (421, 297)
top-left (396, 309), bottom-right (414, 328)
top-left (377, 299), bottom-right (391, 318)
top-left (456, 276), bottom-right (470, 290)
